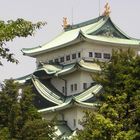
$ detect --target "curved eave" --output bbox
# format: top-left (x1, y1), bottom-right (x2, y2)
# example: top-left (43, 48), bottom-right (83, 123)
top-left (74, 100), bottom-right (98, 109)
top-left (55, 64), bottom-right (76, 76)
top-left (55, 61), bottom-right (99, 77)
top-left (35, 61), bottom-right (101, 77)
top-left (84, 17), bottom-right (108, 35)
top-left (15, 74), bottom-right (32, 84)
top-left (34, 68), bottom-right (59, 76)
top-left (32, 77), bottom-right (64, 105)
top-left (78, 61), bottom-right (101, 73)
top-left (84, 34), bottom-right (140, 48)
top-left (79, 66), bottom-right (101, 73)
top-left (74, 84), bottom-right (102, 102)
top-left (22, 30), bottom-right (82, 57)
top-left (38, 98), bottom-right (97, 113)
top-left (109, 17), bottom-right (130, 39)
top-left (38, 84), bottom-right (102, 113)
top-left (33, 69), bottom-right (55, 77)
top-left (38, 98), bottom-right (72, 113)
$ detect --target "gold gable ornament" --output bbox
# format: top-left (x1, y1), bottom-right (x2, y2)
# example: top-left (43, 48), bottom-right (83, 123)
top-left (102, 2), bottom-right (111, 17)
top-left (62, 17), bottom-right (70, 29)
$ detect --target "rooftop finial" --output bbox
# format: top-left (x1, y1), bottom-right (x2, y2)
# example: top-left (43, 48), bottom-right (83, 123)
top-left (62, 17), bottom-right (70, 29)
top-left (102, 2), bottom-right (111, 16)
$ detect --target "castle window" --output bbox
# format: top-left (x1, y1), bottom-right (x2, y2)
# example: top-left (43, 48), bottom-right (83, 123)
top-left (66, 55), bottom-right (70, 61)
top-left (83, 83), bottom-right (87, 89)
top-left (103, 53), bottom-right (111, 59)
top-left (72, 53), bottom-right (76, 59)
top-left (60, 57), bottom-right (64, 62)
top-left (89, 52), bottom-right (93, 57)
top-left (71, 84), bottom-right (73, 92)
top-left (74, 84), bottom-right (77, 91)
top-left (62, 86), bottom-right (65, 93)
top-left (49, 60), bottom-right (53, 63)
top-left (54, 58), bottom-right (59, 63)
top-left (95, 52), bottom-right (102, 58)
top-left (73, 119), bottom-right (76, 127)
top-left (78, 52), bottom-right (81, 58)
top-left (62, 114), bottom-right (64, 120)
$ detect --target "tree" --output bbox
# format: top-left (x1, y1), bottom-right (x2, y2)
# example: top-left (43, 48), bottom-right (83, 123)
top-left (0, 19), bottom-right (46, 65)
top-left (73, 49), bottom-right (140, 140)
top-left (0, 79), bottom-right (55, 140)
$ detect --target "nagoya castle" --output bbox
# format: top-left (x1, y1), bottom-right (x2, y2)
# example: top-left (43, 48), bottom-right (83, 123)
top-left (17, 3), bottom-right (140, 139)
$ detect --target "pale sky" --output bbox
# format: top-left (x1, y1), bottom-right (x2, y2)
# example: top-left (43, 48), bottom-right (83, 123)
top-left (0, 0), bottom-right (140, 82)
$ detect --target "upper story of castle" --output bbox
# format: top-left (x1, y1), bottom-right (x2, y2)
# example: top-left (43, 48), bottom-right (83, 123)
top-left (21, 12), bottom-right (140, 68)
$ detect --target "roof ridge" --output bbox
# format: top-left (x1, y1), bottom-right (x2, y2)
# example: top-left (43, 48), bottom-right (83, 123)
top-left (64, 16), bottom-right (105, 31)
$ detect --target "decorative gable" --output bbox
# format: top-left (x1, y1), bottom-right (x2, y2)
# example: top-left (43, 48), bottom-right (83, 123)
top-left (89, 18), bottom-right (129, 39)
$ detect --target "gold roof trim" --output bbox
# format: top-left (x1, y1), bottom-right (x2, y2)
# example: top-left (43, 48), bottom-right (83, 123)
top-left (62, 17), bottom-right (70, 29)
top-left (102, 2), bottom-right (111, 16)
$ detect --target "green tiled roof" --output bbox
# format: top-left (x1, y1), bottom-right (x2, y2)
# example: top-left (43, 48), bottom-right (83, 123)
top-left (64, 16), bottom-right (104, 31)
top-left (74, 84), bottom-right (102, 102)
top-left (38, 97), bottom-right (72, 112)
top-left (15, 74), bottom-right (31, 84)
top-left (84, 34), bottom-right (140, 47)
top-left (16, 71), bottom-right (102, 112)
top-left (22, 16), bottom-right (140, 57)
top-left (33, 60), bottom-right (101, 77)
top-left (55, 121), bottom-right (72, 139)
top-left (15, 60), bottom-right (101, 84)
top-left (32, 76), bottom-right (64, 105)
top-left (78, 60), bottom-right (101, 73)
top-left (34, 64), bottom-right (62, 76)
top-left (55, 63), bottom-right (76, 76)
top-left (34, 78), bottom-right (102, 113)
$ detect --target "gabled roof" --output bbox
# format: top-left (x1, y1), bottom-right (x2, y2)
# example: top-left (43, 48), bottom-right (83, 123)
top-left (15, 60), bottom-right (102, 112)
top-left (15, 74), bottom-right (31, 84)
top-left (55, 121), bottom-right (73, 139)
top-left (15, 60), bottom-right (101, 84)
top-left (22, 16), bottom-right (140, 57)
top-left (32, 76), bottom-right (65, 105)
top-left (30, 76), bottom-right (102, 112)
top-left (33, 60), bottom-right (101, 77)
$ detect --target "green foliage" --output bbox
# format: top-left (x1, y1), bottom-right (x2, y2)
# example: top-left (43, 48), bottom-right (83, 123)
top-left (22, 119), bottom-right (54, 140)
top-left (0, 19), bottom-right (46, 65)
top-left (73, 49), bottom-right (140, 140)
top-left (0, 79), bottom-right (55, 140)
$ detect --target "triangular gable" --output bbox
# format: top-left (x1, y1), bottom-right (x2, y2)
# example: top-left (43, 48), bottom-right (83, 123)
top-left (89, 17), bottom-right (129, 39)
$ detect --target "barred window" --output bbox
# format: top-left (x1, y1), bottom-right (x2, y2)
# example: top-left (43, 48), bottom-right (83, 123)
top-left (54, 58), bottom-right (59, 63)
top-left (78, 52), bottom-right (81, 58)
top-left (60, 57), bottom-right (64, 62)
top-left (66, 55), bottom-right (70, 61)
top-left (83, 83), bottom-right (87, 89)
top-left (72, 53), bottom-right (76, 59)
top-left (49, 60), bottom-right (53, 63)
top-left (74, 84), bottom-right (77, 91)
top-left (71, 84), bottom-right (73, 92)
top-left (89, 52), bottom-right (93, 57)
top-left (95, 52), bottom-right (102, 58)
top-left (62, 86), bottom-right (65, 93)
top-left (103, 53), bottom-right (111, 59)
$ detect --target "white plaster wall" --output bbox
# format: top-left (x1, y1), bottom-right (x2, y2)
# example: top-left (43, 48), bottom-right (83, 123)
top-left (42, 108), bottom-right (78, 130)
top-left (50, 70), bottom-right (93, 96)
top-left (51, 77), bottom-right (65, 94)
top-left (79, 71), bottom-right (93, 90)
top-left (63, 71), bottom-right (82, 96)
top-left (42, 111), bottom-right (64, 121)
top-left (63, 107), bottom-right (77, 130)
top-left (36, 41), bottom-right (139, 65)
top-left (42, 106), bottom-right (94, 130)
top-left (36, 42), bottom-right (84, 64)
top-left (63, 70), bottom-right (93, 96)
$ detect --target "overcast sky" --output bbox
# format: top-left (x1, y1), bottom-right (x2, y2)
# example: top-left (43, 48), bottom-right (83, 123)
top-left (0, 0), bottom-right (140, 82)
